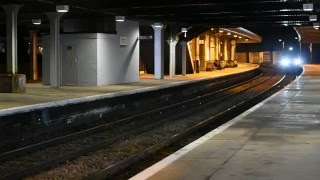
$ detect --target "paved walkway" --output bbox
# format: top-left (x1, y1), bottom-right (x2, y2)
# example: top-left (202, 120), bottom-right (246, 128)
top-left (0, 63), bottom-right (257, 110)
top-left (131, 64), bottom-right (320, 180)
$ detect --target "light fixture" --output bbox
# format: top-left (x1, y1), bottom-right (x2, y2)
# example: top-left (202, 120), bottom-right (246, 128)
top-left (219, 30), bottom-right (223, 33)
top-left (295, 37), bottom-right (298, 40)
top-left (227, 32), bottom-right (231, 36)
top-left (313, 22), bottom-right (320, 29)
top-left (153, 22), bottom-right (163, 28)
top-left (181, 28), bottom-right (188, 37)
top-left (211, 28), bottom-right (214, 31)
top-left (238, 36), bottom-right (242, 39)
top-left (56, 5), bottom-right (69, 13)
top-left (309, 15), bottom-right (317, 21)
top-left (32, 19), bottom-right (41, 25)
top-left (279, 39), bottom-right (282, 42)
top-left (283, 23), bottom-right (288, 26)
top-left (303, 3), bottom-right (313, 11)
top-left (181, 28), bottom-right (187, 33)
top-left (245, 38), bottom-right (249, 42)
top-left (115, 16), bottom-right (125, 22)
top-left (233, 35), bottom-right (238, 37)
top-left (289, 47), bottom-right (293, 51)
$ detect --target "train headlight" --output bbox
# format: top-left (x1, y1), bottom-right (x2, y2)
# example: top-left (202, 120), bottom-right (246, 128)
top-left (280, 58), bottom-right (290, 67)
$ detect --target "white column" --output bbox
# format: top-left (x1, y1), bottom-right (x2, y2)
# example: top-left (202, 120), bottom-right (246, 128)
top-left (46, 12), bottom-right (64, 88)
top-left (205, 35), bottom-right (210, 61)
top-left (231, 40), bottom-right (236, 61)
top-left (216, 37), bottom-right (220, 59)
top-left (181, 41), bottom-right (187, 76)
top-left (195, 37), bottom-right (200, 60)
top-left (2, 5), bottom-right (22, 74)
top-left (224, 39), bottom-right (228, 60)
top-left (209, 35), bottom-right (215, 60)
top-left (167, 39), bottom-right (178, 78)
top-left (152, 24), bottom-right (166, 79)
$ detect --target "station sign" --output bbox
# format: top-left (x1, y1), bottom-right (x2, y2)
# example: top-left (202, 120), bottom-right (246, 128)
top-left (139, 35), bottom-right (153, 40)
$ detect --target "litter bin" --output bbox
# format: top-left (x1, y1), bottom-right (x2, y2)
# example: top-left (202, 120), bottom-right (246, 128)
top-left (195, 59), bottom-right (200, 73)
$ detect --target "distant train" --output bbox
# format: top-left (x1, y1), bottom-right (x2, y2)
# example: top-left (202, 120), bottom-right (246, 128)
top-left (279, 49), bottom-right (302, 67)
top-left (278, 49), bottom-right (303, 73)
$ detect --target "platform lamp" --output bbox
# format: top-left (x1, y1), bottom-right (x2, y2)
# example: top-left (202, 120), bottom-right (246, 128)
top-left (56, 5), bottom-right (69, 13)
top-left (303, 3), bottom-right (313, 11)
top-left (153, 22), bottom-right (164, 28)
top-left (310, 15), bottom-right (317, 21)
top-left (32, 19), bottom-right (41, 25)
top-left (115, 16), bottom-right (125, 22)
top-left (313, 22), bottom-right (319, 29)
top-left (181, 28), bottom-right (187, 37)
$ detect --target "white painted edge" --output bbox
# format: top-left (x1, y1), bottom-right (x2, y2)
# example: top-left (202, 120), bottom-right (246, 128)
top-left (0, 67), bottom-right (257, 116)
top-left (129, 72), bottom-right (297, 180)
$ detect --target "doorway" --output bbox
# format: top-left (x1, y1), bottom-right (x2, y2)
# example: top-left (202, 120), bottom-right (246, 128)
top-left (62, 44), bottom-right (77, 85)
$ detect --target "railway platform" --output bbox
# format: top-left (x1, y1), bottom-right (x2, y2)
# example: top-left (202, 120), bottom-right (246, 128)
top-left (0, 63), bottom-right (257, 111)
top-left (130, 64), bottom-right (320, 180)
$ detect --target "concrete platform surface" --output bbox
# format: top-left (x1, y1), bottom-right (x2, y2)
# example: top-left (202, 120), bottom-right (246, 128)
top-left (0, 63), bottom-right (257, 111)
top-left (130, 64), bottom-right (320, 180)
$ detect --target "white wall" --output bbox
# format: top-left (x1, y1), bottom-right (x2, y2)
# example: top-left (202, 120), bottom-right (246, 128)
top-left (98, 20), bottom-right (139, 85)
top-left (42, 20), bottom-right (139, 86)
top-left (97, 20), bottom-right (139, 85)
top-left (97, 34), bottom-right (117, 85)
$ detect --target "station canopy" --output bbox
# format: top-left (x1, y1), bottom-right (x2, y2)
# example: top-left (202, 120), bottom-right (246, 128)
top-left (0, 0), bottom-right (319, 41)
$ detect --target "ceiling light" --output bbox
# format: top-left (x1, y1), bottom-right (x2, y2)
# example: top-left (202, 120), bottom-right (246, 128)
top-left (115, 16), bottom-right (125, 22)
top-left (295, 37), bottom-right (298, 40)
top-left (219, 30), bottom-right (223, 33)
top-left (303, 3), bottom-right (313, 11)
top-left (313, 23), bottom-right (320, 29)
top-left (310, 15), bottom-right (317, 21)
top-left (238, 36), bottom-right (242, 39)
top-left (32, 19), bottom-right (41, 25)
top-left (283, 23), bottom-right (288, 26)
top-left (211, 28), bottom-right (214, 31)
top-left (181, 28), bottom-right (187, 33)
top-left (153, 22), bottom-right (163, 28)
top-left (279, 39), bottom-right (282, 42)
top-left (227, 32), bottom-right (231, 35)
top-left (245, 38), bottom-right (248, 42)
top-left (56, 5), bottom-right (69, 13)
top-left (233, 35), bottom-right (238, 37)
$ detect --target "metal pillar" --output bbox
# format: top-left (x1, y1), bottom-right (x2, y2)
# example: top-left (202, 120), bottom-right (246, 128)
top-left (2, 5), bottom-right (22, 74)
top-left (181, 41), bottom-right (187, 76)
top-left (152, 24), bottom-right (166, 79)
top-left (29, 30), bottom-right (38, 80)
top-left (46, 12), bottom-right (64, 88)
top-left (167, 39), bottom-right (178, 78)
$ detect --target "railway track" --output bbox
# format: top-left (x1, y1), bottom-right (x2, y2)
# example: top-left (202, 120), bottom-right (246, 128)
top-left (0, 68), bottom-right (297, 179)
